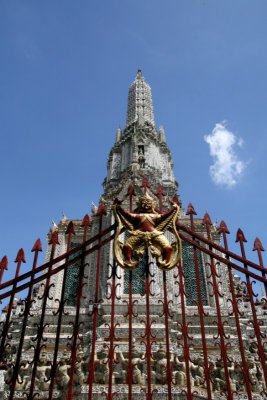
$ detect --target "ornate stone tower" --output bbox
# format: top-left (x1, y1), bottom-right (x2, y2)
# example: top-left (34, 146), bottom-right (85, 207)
top-left (98, 71), bottom-right (229, 309)
top-left (86, 70), bottom-right (183, 303)
top-left (102, 69), bottom-right (178, 207)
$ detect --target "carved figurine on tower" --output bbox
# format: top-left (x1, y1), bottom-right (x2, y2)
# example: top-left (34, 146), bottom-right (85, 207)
top-left (113, 192), bottom-right (181, 271)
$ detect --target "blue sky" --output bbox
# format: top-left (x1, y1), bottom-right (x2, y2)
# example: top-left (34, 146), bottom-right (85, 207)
top-left (1, 1), bottom-right (267, 282)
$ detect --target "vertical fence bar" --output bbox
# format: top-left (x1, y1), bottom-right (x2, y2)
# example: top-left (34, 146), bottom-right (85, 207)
top-left (27, 231), bottom-right (59, 399)
top-left (176, 259), bottom-right (193, 400)
top-left (107, 260), bottom-right (117, 400)
top-left (236, 229), bottom-right (267, 387)
top-left (0, 256), bottom-right (8, 362)
top-left (127, 270), bottom-right (133, 400)
top-left (127, 185), bottom-right (135, 214)
top-left (127, 188), bottom-right (134, 399)
top-left (88, 203), bottom-right (106, 400)
top-left (162, 270), bottom-right (172, 400)
top-left (0, 249), bottom-right (25, 361)
top-left (144, 251), bottom-right (152, 400)
top-left (67, 214), bottom-right (91, 399)
top-left (186, 204), bottom-right (212, 399)
top-left (253, 238), bottom-right (267, 297)
top-left (48, 222), bottom-right (75, 400)
top-left (8, 241), bottom-right (42, 400)
top-left (141, 177), bottom-right (150, 195)
top-left (219, 221), bottom-right (253, 399)
top-left (0, 256), bottom-right (8, 285)
top-left (203, 213), bottom-right (233, 400)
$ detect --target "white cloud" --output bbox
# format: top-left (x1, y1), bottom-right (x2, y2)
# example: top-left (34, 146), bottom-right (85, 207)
top-left (204, 122), bottom-right (246, 188)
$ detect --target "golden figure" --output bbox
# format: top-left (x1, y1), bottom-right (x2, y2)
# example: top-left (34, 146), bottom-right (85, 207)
top-left (113, 192), bottom-right (181, 271)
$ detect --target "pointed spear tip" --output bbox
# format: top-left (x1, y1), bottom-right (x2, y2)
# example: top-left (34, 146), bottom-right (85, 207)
top-left (15, 248), bottom-right (26, 263)
top-left (95, 202), bottom-right (107, 216)
top-left (171, 195), bottom-right (180, 205)
top-left (0, 256), bottom-right (8, 270)
top-left (81, 214), bottom-right (92, 227)
top-left (49, 231), bottom-right (60, 245)
top-left (186, 203), bottom-right (197, 216)
top-left (235, 228), bottom-right (247, 243)
top-left (65, 221), bottom-right (76, 235)
top-left (141, 176), bottom-right (150, 188)
top-left (218, 220), bottom-right (230, 234)
top-left (127, 184), bottom-right (135, 196)
top-left (203, 212), bottom-right (212, 225)
top-left (253, 237), bottom-right (265, 252)
top-left (31, 239), bottom-right (42, 252)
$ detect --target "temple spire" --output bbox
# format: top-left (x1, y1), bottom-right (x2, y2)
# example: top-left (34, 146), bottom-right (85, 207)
top-left (126, 69), bottom-right (155, 128)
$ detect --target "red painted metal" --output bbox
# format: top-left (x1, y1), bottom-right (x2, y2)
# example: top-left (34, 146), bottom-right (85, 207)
top-left (141, 176), bottom-right (150, 193)
top-left (1, 202), bottom-right (267, 399)
top-left (27, 231), bottom-right (59, 399)
top-left (253, 237), bottom-right (267, 296)
top-left (186, 205), bottom-right (212, 399)
top-left (67, 214), bottom-right (91, 400)
top-left (0, 249), bottom-right (25, 360)
top-left (162, 270), bottom-right (172, 399)
top-left (127, 185), bottom-right (135, 213)
top-left (219, 221), bottom-right (253, 400)
top-left (0, 224), bottom-right (116, 302)
top-left (106, 260), bottom-right (117, 400)
top-left (48, 222), bottom-right (75, 399)
top-left (203, 213), bottom-right (233, 400)
top-left (126, 270), bottom-right (133, 400)
top-left (144, 250), bottom-right (152, 400)
top-left (236, 229), bottom-right (267, 386)
top-left (155, 185), bottom-right (164, 212)
top-left (88, 203), bottom-right (106, 400)
top-left (0, 256), bottom-right (8, 285)
top-left (176, 259), bottom-right (193, 399)
top-left (8, 240), bottom-right (42, 399)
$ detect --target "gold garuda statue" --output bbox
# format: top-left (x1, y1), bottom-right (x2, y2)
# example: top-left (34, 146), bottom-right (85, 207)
top-left (112, 192), bottom-right (182, 271)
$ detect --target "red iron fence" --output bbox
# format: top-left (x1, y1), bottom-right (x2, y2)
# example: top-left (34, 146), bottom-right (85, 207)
top-left (0, 204), bottom-right (267, 400)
